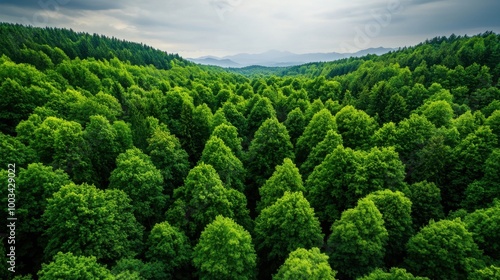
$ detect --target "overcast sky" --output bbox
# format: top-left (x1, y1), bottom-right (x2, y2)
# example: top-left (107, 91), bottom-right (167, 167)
top-left (0, 0), bottom-right (499, 58)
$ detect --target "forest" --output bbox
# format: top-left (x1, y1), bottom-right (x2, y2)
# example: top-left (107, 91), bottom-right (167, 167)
top-left (0, 22), bottom-right (499, 279)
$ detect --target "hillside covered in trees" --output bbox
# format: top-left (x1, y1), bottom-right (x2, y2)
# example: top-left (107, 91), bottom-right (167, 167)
top-left (1, 23), bottom-right (500, 279)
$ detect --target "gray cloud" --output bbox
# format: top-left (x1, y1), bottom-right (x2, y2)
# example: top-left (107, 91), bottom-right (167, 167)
top-left (0, 0), bottom-right (499, 57)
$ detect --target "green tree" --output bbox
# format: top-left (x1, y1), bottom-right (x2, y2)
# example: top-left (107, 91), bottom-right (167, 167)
top-left (300, 130), bottom-right (343, 178)
top-left (463, 149), bottom-right (500, 210)
top-left (335, 105), bottom-right (377, 150)
top-left (211, 123), bottom-right (244, 160)
top-left (306, 145), bottom-right (361, 224)
top-left (109, 148), bottom-right (166, 226)
top-left (405, 219), bottom-right (483, 280)
top-left (147, 127), bottom-right (190, 195)
top-left (111, 258), bottom-right (169, 280)
top-left (420, 100), bottom-right (454, 128)
top-left (468, 265), bottom-right (500, 280)
top-left (296, 109), bottom-right (336, 164)
top-left (327, 198), bottom-right (388, 279)
top-left (146, 221), bottom-right (191, 273)
top-left (247, 97), bottom-right (276, 137)
top-left (406, 181), bottom-right (444, 230)
top-left (166, 163), bottom-right (252, 239)
top-left (358, 268), bottom-right (429, 280)
top-left (246, 118), bottom-right (295, 187)
top-left (257, 158), bottom-right (305, 213)
top-left (10, 163), bottom-right (71, 271)
top-left (255, 192), bottom-right (323, 277)
top-left (464, 203), bottom-right (500, 259)
top-left (284, 108), bottom-right (306, 147)
top-left (200, 136), bottom-right (245, 192)
top-left (193, 216), bottom-right (257, 280)
top-left (384, 93), bottom-right (409, 123)
top-left (485, 110), bottom-right (500, 145)
top-left (364, 190), bottom-right (413, 267)
top-left (371, 122), bottom-right (398, 147)
top-left (0, 132), bottom-right (36, 169)
top-left (43, 183), bottom-right (143, 263)
top-left (38, 252), bottom-right (114, 280)
top-left (273, 248), bottom-right (336, 280)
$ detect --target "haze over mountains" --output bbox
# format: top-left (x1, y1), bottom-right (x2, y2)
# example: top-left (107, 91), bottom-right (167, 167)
top-left (188, 47), bottom-right (394, 68)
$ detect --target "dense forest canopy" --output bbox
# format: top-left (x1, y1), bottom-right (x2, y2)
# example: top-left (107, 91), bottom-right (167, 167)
top-left (1, 23), bottom-right (499, 279)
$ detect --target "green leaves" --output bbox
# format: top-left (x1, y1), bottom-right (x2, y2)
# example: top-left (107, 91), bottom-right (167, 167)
top-left (274, 248), bottom-right (336, 280)
top-left (146, 222), bottom-right (191, 273)
top-left (38, 252), bottom-right (114, 280)
top-left (193, 216), bottom-right (257, 280)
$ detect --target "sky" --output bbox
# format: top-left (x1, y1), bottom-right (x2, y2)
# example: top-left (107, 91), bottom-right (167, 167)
top-left (0, 0), bottom-right (499, 58)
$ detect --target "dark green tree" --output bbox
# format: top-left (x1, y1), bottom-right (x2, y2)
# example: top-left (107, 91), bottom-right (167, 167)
top-left (193, 216), bottom-right (257, 280)
top-left (247, 97), bottom-right (276, 137)
top-left (284, 108), bottom-right (306, 147)
top-left (211, 123), bottom-right (244, 160)
top-left (464, 202), bottom-right (500, 259)
top-left (406, 181), bottom-right (445, 230)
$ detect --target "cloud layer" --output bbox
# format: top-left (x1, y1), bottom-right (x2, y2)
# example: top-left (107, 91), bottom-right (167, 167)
top-left (0, 0), bottom-right (499, 57)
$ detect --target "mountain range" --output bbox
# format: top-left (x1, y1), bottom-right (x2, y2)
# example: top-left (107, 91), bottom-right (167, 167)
top-left (188, 47), bottom-right (395, 68)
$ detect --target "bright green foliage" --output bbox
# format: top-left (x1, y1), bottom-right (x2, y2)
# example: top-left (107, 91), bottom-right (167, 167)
top-left (405, 219), bottom-right (483, 280)
top-left (43, 183), bottom-right (143, 263)
top-left (146, 221), bottom-right (191, 273)
top-left (354, 146), bottom-right (407, 197)
top-left (357, 268), bottom-right (429, 280)
top-left (257, 158), bottom-right (305, 213)
top-left (464, 203), bottom-right (500, 259)
top-left (304, 99), bottom-right (325, 121)
top-left (255, 192), bottom-right (323, 273)
top-left (306, 145), bottom-right (362, 224)
top-left (273, 248), bottom-right (336, 280)
top-left (468, 266), bottom-right (500, 280)
top-left (420, 100), bottom-right (455, 128)
top-left (454, 111), bottom-right (479, 138)
top-left (220, 102), bottom-right (248, 139)
top-left (190, 104), bottom-right (213, 161)
top-left (166, 163), bottom-right (252, 239)
top-left (200, 136), bottom-right (245, 192)
top-left (284, 108), bottom-right (306, 146)
top-left (335, 105), bottom-right (377, 149)
top-left (246, 118), bottom-right (295, 186)
top-left (211, 123), bottom-right (244, 160)
top-left (13, 163), bottom-right (71, 266)
top-left (38, 252), bottom-right (114, 280)
top-left (300, 130), bottom-right (343, 177)
top-left (193, 216), bottom-right (257, 280)
top-left (295, 109), bottom-right (336, 164)
top-left (109, 148), bottom-right (166, 226)
top-left (406, 181), bottom-right (444, 230)
top-left (247, 97), bottom-right (276, 137)
top-left (364, 190), bottom-right (413, 266)
top-left (371, 122), bottom-right (398, 147)
top-left (485, 110), bottom-right (500, 144)
top-left (147, 127), bottom-right (190, 194)
top-left (395, 114), bottom-right (436, 167)
top-left (448, 126), bottom-right (497, 209)
top-left (29, 116), bottom-right (94, 184)
top-left (327, 199), bottom-right (388, 279)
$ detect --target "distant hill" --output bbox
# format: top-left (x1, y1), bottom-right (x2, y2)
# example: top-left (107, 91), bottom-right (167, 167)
top-left (188, 47), bottom-right (394, 68)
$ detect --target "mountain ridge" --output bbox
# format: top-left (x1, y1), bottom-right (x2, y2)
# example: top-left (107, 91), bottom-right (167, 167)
top-left (188, 47), bottom-right (394, 68)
